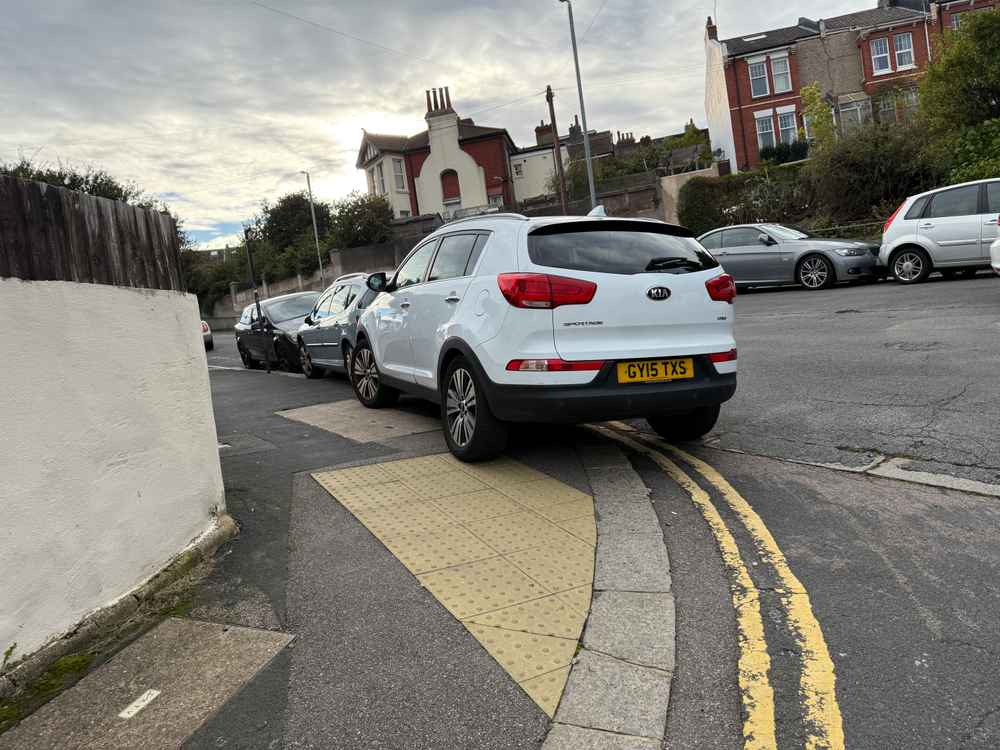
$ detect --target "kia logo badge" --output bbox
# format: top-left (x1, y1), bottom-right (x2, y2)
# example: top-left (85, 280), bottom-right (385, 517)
top-left (647, 286), bottom-right (671, 301)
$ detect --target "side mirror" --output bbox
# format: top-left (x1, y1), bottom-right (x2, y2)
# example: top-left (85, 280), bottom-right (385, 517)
top-left (367, 272), bottom-right (388, 293)
top-left (304, 315), bottom-right (313, 326)
top-left (758, 233), bottom-right (775, 246)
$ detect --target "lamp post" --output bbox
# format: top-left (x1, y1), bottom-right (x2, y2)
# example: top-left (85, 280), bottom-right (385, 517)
top-left (559, 0), bottom-right (597, 210)
top-left (300, 171), bottom-right (325, 285)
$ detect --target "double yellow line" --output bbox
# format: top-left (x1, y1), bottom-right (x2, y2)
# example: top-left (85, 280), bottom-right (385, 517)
top-left (595, 423), bottom-right (845, 750)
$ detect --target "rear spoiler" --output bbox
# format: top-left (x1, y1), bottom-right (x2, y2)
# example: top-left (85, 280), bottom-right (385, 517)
top-left (529, 219), bottom-right (695, 239)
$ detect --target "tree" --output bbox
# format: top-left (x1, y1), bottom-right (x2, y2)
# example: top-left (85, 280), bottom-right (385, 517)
top-left (256, 191), bottom-right (332, 257)
top-left (920, 11), bottom-right (1000, 132)
top-left (800, 84), bottom-right (836, 152)
top-left (329, 192), bottom-right (393, 248)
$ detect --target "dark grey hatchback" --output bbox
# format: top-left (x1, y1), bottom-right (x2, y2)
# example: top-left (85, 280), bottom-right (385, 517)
top-left (234, 291), bottom-right (320, 371)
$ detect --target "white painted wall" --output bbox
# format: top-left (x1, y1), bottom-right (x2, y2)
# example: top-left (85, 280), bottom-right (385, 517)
top-left (414, 113), bottom-right (488, 217)
top-left (705, 33), bottom-right (737, 170)
top-left (511, 145), bottom-right (569, 202)
top-left (0, 279), bottom-right (225, 659)
top-left (366, 152), bottom-right (413, 218)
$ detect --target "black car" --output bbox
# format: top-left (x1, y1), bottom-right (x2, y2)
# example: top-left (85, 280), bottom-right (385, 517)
top-left (235, 291), bottom-right (320, 371)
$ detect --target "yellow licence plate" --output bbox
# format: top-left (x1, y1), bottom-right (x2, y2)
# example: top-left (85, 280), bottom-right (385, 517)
top-left (617, 358), bottom-right (695, 384)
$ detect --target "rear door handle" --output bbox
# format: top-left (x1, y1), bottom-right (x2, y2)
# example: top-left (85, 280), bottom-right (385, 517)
top-left (400, 301), bottom-right (411, 309)
top-left (985, 219), bottom-right (998, 226)
top-left (919, 222), bottom-right (935, 229)
top-left (445, 295), bottom-right (461, 303)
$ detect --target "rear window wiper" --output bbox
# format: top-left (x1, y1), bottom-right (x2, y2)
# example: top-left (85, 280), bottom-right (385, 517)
top-left (644, 257), bottom-right (703, 271)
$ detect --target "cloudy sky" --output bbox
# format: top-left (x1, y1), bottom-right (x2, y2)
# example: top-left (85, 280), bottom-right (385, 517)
top-left (5, 0), bottom-right (861, 248)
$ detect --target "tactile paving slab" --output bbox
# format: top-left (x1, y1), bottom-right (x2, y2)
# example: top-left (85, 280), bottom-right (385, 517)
top-left (312, 455), bottom-right (598, 717)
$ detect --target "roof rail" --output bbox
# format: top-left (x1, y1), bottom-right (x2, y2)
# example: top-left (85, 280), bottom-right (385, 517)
top-left (334, 271), bottom-right (368, 281)
top-left (444, 212), bottom-right (529, 227)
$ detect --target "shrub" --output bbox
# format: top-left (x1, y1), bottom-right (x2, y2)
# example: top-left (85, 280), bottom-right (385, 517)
top-left (941, 118), bottom-right (1000, 183)
top-left (759, 141), bottom-right (809, 165)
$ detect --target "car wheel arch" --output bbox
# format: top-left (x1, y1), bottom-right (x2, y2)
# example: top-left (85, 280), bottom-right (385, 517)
top-left (437, 338), bottom-right (486, 397)
top-left (889, 243), bottom-right (933, 268)
top-left (795, 252), bottom-right (837, 279)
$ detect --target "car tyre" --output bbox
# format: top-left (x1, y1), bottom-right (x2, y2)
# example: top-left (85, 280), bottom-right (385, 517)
top-left (890, 247), bottom-right (931, 284)
top-left (238, 342), bottom-right (257, 370)
top-left (797, 254), bottom-right (835, 290)
top-left (646, 404), bottom-right (721, 443)
top-left (341, 342), bottom-right (353, 378)
top-left (299, 340), bottom-right (324, 379)
top-left (441, 355), bottom-right (508, 462)
top-left (351, 340), bottom-right (399, 408)
top-left (205, 339), bottom-right (214, 351)
top-left (281, 340), bottom-right (302, 373)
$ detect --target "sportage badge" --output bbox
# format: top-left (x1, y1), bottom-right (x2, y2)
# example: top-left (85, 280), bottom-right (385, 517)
top-left (646, 286), bottom-right (671, 301)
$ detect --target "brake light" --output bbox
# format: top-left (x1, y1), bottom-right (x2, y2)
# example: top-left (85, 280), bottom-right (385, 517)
top-left (705, 274), bottom-right (736, 304)
top-left (709, 349), bottom-right (737, 363)
top-left (506, 359), bottom-right (605, 372)
top-left (497, 273), bottom-right (597, 309)
top-left (201, 322), bottom-right (209, 333)
top-left (883, 201), bottom-right (905, 234)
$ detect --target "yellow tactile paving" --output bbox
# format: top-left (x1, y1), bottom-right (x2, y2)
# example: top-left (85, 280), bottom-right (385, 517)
top-left (465, 510), bottom-right (583, 554)
top-left (520, 666), bottom-right (572, 718)
top-left (402, 470), bottom-right (489, 499)
top-left (465, 623), bottom-right (577, 682)
top-left (507, 540), bottom-right (595, 593)
top-left (556, 516), bottom-right (599, 546)
top-left (432, 489), bottom-right (525, 524)
top-left (555, 585), bottom-right (593, 614)
top-left (499, 478), bottom-right (593, 512)
top-left (466, 594), bottom-right (585, 639)
top-left (417, 557), bottom-right (549, 619)
top-left (311, 454), bottom-right (597, 716)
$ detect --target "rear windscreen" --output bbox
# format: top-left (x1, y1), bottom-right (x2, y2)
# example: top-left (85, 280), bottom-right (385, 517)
top-left (528, 222), bottom-right (720, 275)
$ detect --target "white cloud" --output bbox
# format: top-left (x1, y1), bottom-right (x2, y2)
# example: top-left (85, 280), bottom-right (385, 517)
top-left (3, 0), bottom-right (863, 241)
top-left (195, 231), bottom-right (245, 251)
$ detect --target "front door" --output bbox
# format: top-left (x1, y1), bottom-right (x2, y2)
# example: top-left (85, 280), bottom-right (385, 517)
top-left (314, 285), bottom-right (351, 365)
top-left (408, 233), bottom-right (481, 390)
top-left (718, 227), bottom-right (785, 282)
top-left (370, 240), bottom-right (439, 383)
top-left (918, 184), bottom-right (983, 264)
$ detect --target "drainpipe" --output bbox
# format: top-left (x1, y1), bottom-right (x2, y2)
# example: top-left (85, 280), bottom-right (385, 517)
top-left (732, 58), bottom-right (750, 172)
top-left (924, 0), bottom-right (933, 63)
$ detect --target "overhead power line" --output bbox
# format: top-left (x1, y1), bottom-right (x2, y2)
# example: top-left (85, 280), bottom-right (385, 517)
top-left (248, 1), bottom-right (436, 64)
top-left (580, 0), bottom-right (610, 42)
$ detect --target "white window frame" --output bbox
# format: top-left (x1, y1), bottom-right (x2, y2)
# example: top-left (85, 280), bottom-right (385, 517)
top-left (367, 168), bottom-right (376, 195)
top-left (871, 37), bottom-right (892, 75)
top-left (754, 110), bottom-right (776, 151)
top-left (375, 162), bottom-right (386, 195)
top-left (513, 162), bottom-right (524, 178)
top-left (770, 54), bottom-right (792, 94)
top-left (951, 12), bottom-right (963, 30)
top-left (488, 194), bottom-right (504, 207)
top-left (748, 58), bottom-right (770, 98)
top-left (392, 158), bottom-right (406, 192)
top-left (777, 110), bottom-right (797, 144)
top-left (894, 32), bottom-right (915, 70)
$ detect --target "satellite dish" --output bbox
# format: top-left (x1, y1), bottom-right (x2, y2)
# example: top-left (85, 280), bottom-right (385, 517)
top-left (587, 205), bottom-right (607, 217)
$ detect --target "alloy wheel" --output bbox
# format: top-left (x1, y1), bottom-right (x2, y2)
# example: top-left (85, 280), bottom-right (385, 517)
top-left (239, 345), bottom-right (252, 368)
top-left (800, 257), bottom-right (830, 289)
top-left (894, 252), bottom-right (924, 282)
top-left (354, 347), bottom-right (379, 402)
top-left (445, 368), bottom-right (477, 448)
top-left (299, 342), bottom-right (312, 377)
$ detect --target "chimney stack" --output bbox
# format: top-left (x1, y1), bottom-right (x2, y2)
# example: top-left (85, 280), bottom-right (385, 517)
top-left (706, 16), bottom-right (718, 41)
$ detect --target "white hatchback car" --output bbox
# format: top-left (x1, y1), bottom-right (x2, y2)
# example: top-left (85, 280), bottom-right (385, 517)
top-left (351, 214), bottom-right (738, 461)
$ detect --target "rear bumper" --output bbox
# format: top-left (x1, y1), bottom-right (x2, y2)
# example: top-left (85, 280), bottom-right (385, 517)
top-left (482, 357), bottom-right (737, 424)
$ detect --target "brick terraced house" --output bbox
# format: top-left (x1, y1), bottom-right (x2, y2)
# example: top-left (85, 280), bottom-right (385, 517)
top-left (704, 0), bottom-right (997, 172)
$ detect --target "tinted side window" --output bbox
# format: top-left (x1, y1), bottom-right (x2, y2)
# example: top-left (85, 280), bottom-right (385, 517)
top-left (987, 182), bottom-right (1000, 214)
top-left (428, 234), bottom-right (478, 281)
top-left (313, 291), bottom-right (334, 320)
top-left (357, 288), bottom-right (378, 309)
top-left (328, 286), bottom-right (351, 316)
top-left (700, 232), bottom-right (722, 250)
top-left (927, 185), bottom-right (980, 218)
top-left (722, 228), bottom-right (763, 247)
top-left (465, 233), bottom-right (489, 275)
top-left (904, 196), bottom-right (929, 220)
top-left (394, 241), bottom-right (438, 289)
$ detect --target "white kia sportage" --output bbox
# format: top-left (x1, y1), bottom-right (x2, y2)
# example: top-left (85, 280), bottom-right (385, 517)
top-left (351, 213), bottom-right (737, 461)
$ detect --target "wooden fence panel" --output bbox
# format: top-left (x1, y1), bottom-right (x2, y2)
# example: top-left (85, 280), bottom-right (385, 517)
top-left (0, 175), bottom-right (183, 291)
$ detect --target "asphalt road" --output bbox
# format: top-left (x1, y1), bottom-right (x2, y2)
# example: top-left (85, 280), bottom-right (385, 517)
top-left (192, 275), bottom-right (999, 749)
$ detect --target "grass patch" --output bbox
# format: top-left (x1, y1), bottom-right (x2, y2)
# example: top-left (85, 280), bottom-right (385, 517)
top-left (0, 703), bottom-right (21, 734)
top-left (30, 653), bottom-right (94, 702)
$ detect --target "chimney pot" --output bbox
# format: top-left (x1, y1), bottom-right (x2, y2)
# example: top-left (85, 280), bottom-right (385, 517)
top-left (706, 15), bottom-right (718, 40)
top-left (444, 86), bottom-right (451, 109)
top-left (432, 89), bottom-right (439, 110)
top-left (425, 90), bottom-right (432, 112)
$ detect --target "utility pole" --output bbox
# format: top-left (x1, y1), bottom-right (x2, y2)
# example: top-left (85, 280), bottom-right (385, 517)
top-left (300, 171), bottom-right (325, 287)
top-left (560, 0), bottom-right (597, 210)
top-left (546, 85), bottom-right (569, 215)
top-left (243, 226), bottom-right (270, 374)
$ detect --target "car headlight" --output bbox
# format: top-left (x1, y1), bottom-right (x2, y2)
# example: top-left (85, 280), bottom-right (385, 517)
top-left (834, 247), bottom-right (867, 257)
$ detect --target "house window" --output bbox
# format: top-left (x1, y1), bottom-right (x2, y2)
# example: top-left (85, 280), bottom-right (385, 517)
top-left (399, 210), bottom-right (411, 218)
top-left (951, 12), bottom-right (963, 29)
top-left (778, 112), bottom-right (797, 143)
top-left (901, 88), bottom-right (918, 113)
top-left (878, 95), bottom-right (897, 123)
top-left (367, 168), bottom-right (375, 195)
top-left (749, 61), bottom-right (769, 97)
top-left (894, 33), bottom-right (914, 69)
top-left (838, 99), bottom-right (871, 133)
top-left (872, 38), bottom-right (891, 75)
top-left (392, 158), bottom-right (406, 191)
top-left (513, 163), bottom-right (524, 178)
top-left (771, 56), bottom-right (792, 94)
top-left (488, 194), bottom-right (504, 207)
top-left (376, 163), bottom-right (386, 194)
top-left (755, 113), bottom-right (775, 150)
top-left (802, 114), bottom-right (814, 142)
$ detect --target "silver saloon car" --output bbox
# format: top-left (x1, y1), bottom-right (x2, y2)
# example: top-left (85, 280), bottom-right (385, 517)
top-left (296, 273), bottom-right (379, 379)
top-left (698, 224), bottom-right (880, 290)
